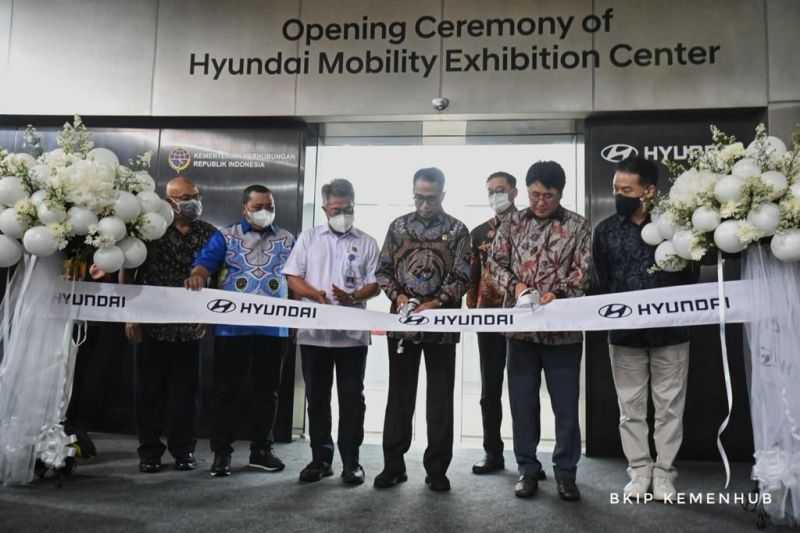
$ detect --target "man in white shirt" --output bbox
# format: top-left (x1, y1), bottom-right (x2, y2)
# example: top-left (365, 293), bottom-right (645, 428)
top-left (284, 178), bottom-right (380, 486)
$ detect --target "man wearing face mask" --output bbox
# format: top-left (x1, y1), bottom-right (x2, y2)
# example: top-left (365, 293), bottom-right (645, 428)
top-left (592, 156), bottom-right (699, 501)
top-left (283, 179), bottom-right (380, 486)
top-left (187, 184), bottom-right (294, 477)
top-left (126, 176), bottom-right (216, 473)
top-left (374, 167), bottom-right (471, 492)
top-left (488, 161), bottom-right (591, 502)
top-left (467, 171), bottom-right (518, 476)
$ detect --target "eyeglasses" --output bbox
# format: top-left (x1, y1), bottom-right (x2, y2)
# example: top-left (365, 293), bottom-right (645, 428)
top-left (414, 193), bottom-right (442, 205)
top-left (528, 192), bottom-right (557, 204)
top-left (326, 205), bottom-right (354, 216)
top-left (170, 194), bottom-right (201, 202)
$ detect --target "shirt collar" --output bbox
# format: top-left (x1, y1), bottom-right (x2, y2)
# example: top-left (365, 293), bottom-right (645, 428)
top-left (523, 205), bottom-right (566, 223)
top-left (411, 210), bottom-right (445, 225)
top-left (615, 212), bottom-right (652, 226)
top-left (494, 205), bottom-right (517, 223)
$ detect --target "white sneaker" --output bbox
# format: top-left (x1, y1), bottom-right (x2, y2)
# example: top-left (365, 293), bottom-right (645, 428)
top-left (623, 474), bottom-right (651, 499)
top-left (652, 475), bottom-right (676, 502)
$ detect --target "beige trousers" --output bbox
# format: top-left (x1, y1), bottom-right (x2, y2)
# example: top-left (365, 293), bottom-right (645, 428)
top-left (609, 342), bottom-right (690, 478)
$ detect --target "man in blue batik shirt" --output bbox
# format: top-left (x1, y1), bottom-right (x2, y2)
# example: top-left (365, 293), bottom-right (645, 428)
top-left (186, 184), bottom-right (294, 478)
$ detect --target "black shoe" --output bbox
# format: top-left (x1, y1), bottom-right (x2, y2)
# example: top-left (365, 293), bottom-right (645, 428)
top-left (373, 469), bottom-right (408, 489)
top-left (472, 456), bottom-right (505, 475)
top-left (557, 478), bottom-right (581, 501)
top-left (514, 476), bottom-right (538, 498)
top-left (210, 453), bottom-right (231, 477)
top-left (537, 470), bottom-right (547, 481)
top-left (342, 465), bottom-right (365, 486)
top-left (425, 475), bottom-right (451, 492)
top-left (174, 452), bottom-right (197, 471)
top-left (248, 449), bottom-right (285, 472)
top-left (299, 461), bottom-right (333, 483)
top-left (71, 429), bottom-right (97, 459)
top-left (139, 460), bottom-right (162, 474)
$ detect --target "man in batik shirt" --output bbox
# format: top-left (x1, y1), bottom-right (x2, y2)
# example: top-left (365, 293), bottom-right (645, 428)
top-left (374, 167), bottom-right (471, 493)
top-left (489, 161), bottom-right (591, 502)
top-left (127, 176), bottom-right (215, 474)
top-left (467, 171), bottom-right (518, 476)
top-left (187, 184), bottom-right (294, 478)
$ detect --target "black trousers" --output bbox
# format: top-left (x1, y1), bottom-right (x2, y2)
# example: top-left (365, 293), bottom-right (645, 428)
top-left (210, 335), bottom-right (286, 454)
top-left (300, 344), bottom-right (367, 468)
top-left (382, 339), bottom-right (456, 477)
top-left (136, 337), bottom-right (199, 461)
top-left (477, 331), bottom-right (507, 458)
top-left (65, 321), bottom-right (117, 431)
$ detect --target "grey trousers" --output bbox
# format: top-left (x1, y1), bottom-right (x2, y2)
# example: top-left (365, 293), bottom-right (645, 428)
top-left (609, 342), bottom-right (690, 478)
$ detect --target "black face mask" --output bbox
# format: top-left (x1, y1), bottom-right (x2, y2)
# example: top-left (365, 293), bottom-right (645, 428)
top-left (615, 194), bottom-right (642, 218)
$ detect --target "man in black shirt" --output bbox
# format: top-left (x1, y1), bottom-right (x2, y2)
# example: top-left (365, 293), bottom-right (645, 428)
top-left (592, 157), bottom-right (698, 502)
top-left (126, 176), bottom-right (216, 474)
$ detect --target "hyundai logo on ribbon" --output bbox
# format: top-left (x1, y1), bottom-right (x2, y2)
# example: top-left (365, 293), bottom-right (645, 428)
top-left (598, 303), bottom-right (633, 319)
top-left (399, 315), bottom-right (430, 326)
top-left (207, 299), bottom-right (237, 314)
top-left (601, 144), bottom-right (639, 163)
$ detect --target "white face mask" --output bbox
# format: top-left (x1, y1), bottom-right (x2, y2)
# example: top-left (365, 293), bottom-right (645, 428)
top-left (329, 213), bottom-right (354, 234)
top-left (488, 192), bottom-right (512, 214)
top-left (247, 208), bottom-right (275, 228)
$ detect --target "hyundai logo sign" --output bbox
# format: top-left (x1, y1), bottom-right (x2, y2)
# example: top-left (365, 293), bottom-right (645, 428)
top-left (398, 314), bottom-right (430, 326)
top-left (601, 144), bottom-right (639, 163)
top-left (598, 303), bottom-right (633, 319)
top-left (207, 299), bottom-right (237, 313)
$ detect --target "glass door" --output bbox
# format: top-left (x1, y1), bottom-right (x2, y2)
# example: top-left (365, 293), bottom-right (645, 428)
top-left (299, 130), bottom-right (586, 453)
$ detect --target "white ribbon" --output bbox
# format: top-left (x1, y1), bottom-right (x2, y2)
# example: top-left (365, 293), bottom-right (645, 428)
top-left (716, 252), bottom-right (733, 489)
top-left (34, 424), bottom-right (76, 470)
top-left (48, 279), bottom-right (753, 333)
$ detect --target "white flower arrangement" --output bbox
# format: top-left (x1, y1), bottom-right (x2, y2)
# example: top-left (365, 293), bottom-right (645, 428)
top-left (0, 115), bottom-right (170, 272)
top-left (646, 124), bottom-right (800, 270)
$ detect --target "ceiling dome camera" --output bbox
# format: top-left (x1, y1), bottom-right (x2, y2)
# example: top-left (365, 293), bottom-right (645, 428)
top-left (432, 97), bottom-right (450, 111)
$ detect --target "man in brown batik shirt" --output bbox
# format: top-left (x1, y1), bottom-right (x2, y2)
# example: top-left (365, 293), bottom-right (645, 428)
top-left (489, 161), bottom-right (591, 502)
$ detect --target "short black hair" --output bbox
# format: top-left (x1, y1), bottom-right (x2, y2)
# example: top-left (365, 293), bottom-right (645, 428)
top-left (525, 161), bottom-right (566, 192)
top-left (616, 156), bottom-right (658, 187)
top-left (487, 171), bottom-right (517, 188)
top-left (321, 178), bottom-right (355, 204)
top-left (413, 167), bottom-right (446, 190)
top-left (242, 184), bottom-right (272, 204)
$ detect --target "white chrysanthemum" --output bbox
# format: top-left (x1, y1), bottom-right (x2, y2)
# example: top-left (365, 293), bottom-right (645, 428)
top-left (133, 171), bottom-right (156, 193)
top-left (736, 221), bottom-right (763, 245)
top-left (29, 164), bottom-right (51, 189)
top-left (668, 169), bottom-right (719, 207)
top-left (3, 153), bottom-right (34, 176)
top-left (718, 142), bottom-right (745, 162)
top-left (13, 198), bottom-right (37, 225)
top-left (688, 237), bottom-right (708, 261)
top-left (47, 222), bottom-right (72, 250)
top-left (719, 201), bottom-right (741, 219)
top-left (63, 159), bottom-right (116, 212)
top-left (116, 165), bottom-right (133, 179)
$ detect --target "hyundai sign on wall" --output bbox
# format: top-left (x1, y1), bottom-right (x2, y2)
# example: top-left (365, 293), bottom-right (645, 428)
top-left (586, 111), bottom-right (765, 226)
